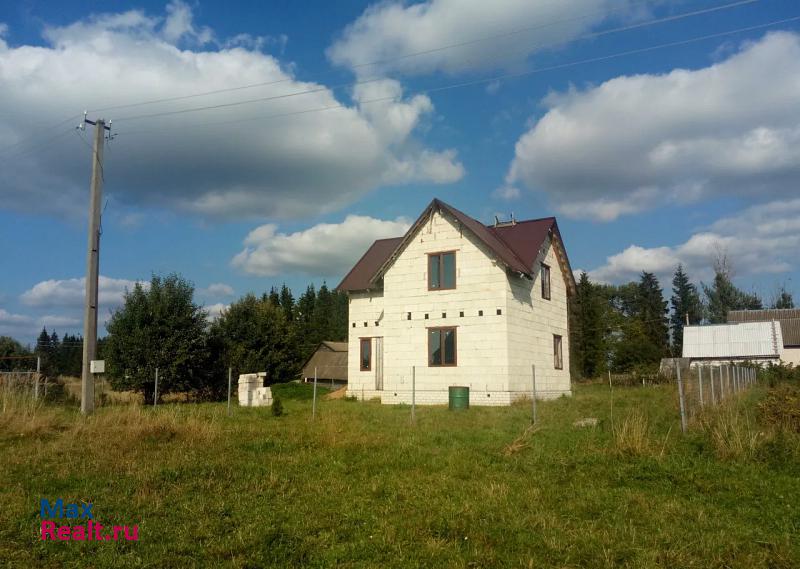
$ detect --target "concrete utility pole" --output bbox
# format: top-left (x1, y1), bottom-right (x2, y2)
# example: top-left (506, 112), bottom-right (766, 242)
top-left (80, 118), bottom-right (109, 416)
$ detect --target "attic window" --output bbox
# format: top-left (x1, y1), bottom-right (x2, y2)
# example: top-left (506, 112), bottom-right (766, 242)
top-left (428, 251), bottom-right (456, 290)
top-left (541, 263), bottom-right (551, 300)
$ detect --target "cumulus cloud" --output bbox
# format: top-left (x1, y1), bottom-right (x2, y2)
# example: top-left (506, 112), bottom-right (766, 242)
top-left (588, 199), bottom-right (800, 284)
top-left (232, 214), bottom-right (411, 277)
top-left (201, 283), bottom-right (235, 298)
top-left (507, 32), bottom-right (800, 221)
top-left (0, 3), bottom-right (462, 220)
top-left (205, 303), bottom-right (229, 321)
top-left (20, 276), bottom-right (146, 309)
top-left (328, 0), bottom-right (634, 77)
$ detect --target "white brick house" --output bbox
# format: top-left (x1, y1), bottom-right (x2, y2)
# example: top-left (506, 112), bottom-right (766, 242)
top-left (337, 199), bottom-right (576, 406)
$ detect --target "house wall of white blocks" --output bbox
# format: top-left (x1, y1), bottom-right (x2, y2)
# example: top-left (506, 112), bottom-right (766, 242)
top-left (347, 210), bottom-right (571, 406)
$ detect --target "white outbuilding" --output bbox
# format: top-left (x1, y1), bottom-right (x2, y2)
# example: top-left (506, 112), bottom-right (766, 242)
top-left (682, 321), bottom-right (784, 366)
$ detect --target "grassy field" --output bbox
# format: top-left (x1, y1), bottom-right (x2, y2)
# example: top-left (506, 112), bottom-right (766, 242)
top-left (1, 381), bottom-right (799, 568)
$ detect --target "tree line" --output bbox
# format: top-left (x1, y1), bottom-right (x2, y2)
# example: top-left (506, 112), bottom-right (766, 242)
top-left (103, 274), bottom-right (347, 403)
top-left (2, 274), bottom-right (348, 403)
top-left (571, 258), bottom-right (794, 378)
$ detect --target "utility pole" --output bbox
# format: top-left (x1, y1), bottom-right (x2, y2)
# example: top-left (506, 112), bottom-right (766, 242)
top-left (80, 117), bottom-right (109, 416)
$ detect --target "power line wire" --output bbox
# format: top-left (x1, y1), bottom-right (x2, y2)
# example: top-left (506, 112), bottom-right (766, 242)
top-left (115, 15), bottom-right (800, 136)
top-left (0, 114), bottom-right (82, 156)
top-left (88, 0), bottom-right (662, 114)
top-left (110, 0), bottom-right (759, 123)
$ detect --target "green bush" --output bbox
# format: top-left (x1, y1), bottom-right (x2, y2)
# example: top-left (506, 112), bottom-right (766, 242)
top-left (271, 395), bottom-right (284, 417)
top-left (758, 384), bottom-right (800, 433)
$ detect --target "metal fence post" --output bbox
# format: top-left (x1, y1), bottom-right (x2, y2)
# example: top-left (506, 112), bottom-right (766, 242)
top-left (227, 367), bottom-right (232, 417)
top-left (35, 356), bottom-right (41, 401)
top-left (710, 366), bottom-right (716, 405)
top-left (154, 367), bottom-right (159, 407)
top-left (676, 362), bottom-right (688, 433)
top-left (608, 369), bottom-right (613, 426)
top-left (312, 366), bottom-right (318, 420)
top-left (531, 364), bottom-right (538, 425)
top-left (698, 365), bottom-right (704, 408)
top-left (411, 365), bottom-right (416, 424)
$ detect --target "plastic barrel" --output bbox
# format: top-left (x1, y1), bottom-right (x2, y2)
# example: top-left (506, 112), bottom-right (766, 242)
top-left (448, 386), bottom-right (470, 410)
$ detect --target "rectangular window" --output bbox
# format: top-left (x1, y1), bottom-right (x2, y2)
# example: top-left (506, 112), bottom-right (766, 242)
top-left (428, 252), bottom-right (456, 290)
top-left (360, 338), bottom-right (371, 371)
top-left (541, 263), bottom-right (551, 300)
top-left (553, 334), bottom-right (563, 370)
top-left (428, 327), bottom-right (457, 367)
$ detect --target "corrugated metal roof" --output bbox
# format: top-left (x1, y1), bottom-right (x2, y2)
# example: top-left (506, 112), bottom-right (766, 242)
top-left (728, 308), bottom-right (800, 346)
top-left (683, 321), bottom-right (783, 359)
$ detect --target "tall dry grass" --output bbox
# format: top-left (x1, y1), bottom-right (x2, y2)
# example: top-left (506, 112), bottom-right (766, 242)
top-left (697, 402), bottom-right (764, 460)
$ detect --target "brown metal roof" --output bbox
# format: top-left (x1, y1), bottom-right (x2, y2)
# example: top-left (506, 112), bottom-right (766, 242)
top-left (728, 309), bottom-right (800, 346)
top-left (336, 237), bottom-right (403, 292)
top-left (337, 198), bottom-right (575, 293)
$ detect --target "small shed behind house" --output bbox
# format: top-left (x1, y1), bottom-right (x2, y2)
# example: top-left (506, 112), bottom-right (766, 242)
top-left (301, 341), bottom-right (348, 386)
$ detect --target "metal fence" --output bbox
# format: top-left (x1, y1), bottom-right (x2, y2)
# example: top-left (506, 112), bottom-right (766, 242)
top-left (675, 362), bottom-right (759, 432)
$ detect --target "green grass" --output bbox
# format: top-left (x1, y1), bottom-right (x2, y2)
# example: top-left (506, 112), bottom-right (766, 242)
top-left (1, 382), bottom-right (798, 568)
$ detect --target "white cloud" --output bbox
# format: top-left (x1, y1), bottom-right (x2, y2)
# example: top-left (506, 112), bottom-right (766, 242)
top-left (0, 4), bottom-right (462, 220)
top-left (232, 214), bottom-right (411, 277)
top-left (507, 32), bottom-right (800, 221)
top-left (39, 315), bottom-right (82, 328)
top-left (492, 185), bottom-right (521, 201)
top-left (588, 199), bottom-right (800, 284)
top-left (328, 0), bottom-right (633, 77)
top-left (20, 276), bottom-right (146, 309)
top-left (205, 303), bottom-right (228, 321)
top-left (201, 283), bottom-right (234, 298)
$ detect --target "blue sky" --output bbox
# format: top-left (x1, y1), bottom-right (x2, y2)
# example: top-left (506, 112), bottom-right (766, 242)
top-left (0, 0), bottom-right (798, 344)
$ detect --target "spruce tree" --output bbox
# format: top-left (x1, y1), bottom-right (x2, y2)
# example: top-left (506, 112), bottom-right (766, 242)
top-left (772, 287), bottom-right (795, 309)
top-left (670, 264), bottom-right (703, 354)
top-left (636, 272), bottom-right (670, 358)
top-left (573, 272), bottom-right (604, 378)
top-left (703, 258), bottom-right (763, 323)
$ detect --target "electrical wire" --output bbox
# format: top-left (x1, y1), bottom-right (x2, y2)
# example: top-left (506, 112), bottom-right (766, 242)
top-left (110, 0), bottom-right (760, 123)
top-left (114, 15), bottom-right (800, 136)
top-left (87, 0), bottom-right (664, 114)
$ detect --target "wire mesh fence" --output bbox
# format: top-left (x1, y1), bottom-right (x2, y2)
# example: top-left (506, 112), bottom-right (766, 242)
top-left (674, 361), bottom-right (760, 432)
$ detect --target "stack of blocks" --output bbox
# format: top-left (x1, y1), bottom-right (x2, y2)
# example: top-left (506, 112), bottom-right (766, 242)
top-left (237, 372), bottom-right (272, 407)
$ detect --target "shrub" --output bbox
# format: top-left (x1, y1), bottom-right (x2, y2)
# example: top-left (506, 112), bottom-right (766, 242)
top-left (758, 384), bottom-right (800, 433)
top-left (271, 396), bottom-right (284, 417)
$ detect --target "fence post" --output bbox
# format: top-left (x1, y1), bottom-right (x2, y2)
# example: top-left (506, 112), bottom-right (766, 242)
top-left (698, 365), bottom-right (704, 408)
top-left (411, 366), bottom-right (416, 424)
top-left (312, 366), bottom-right (318, 420)
top-left (226, 367), bottom-right (232, 417)
top-left (531, 364), bottom-right (538, 425)
top-left (608, 370), bottom-right (613, 427)
top-left (35, 356), bottom-right (41, 401)
top-left (710, 366), bottom-right (716, 405)
top-left (154, 367), bottom-right (159, 407)
top-left (676, 362), bottom-right (688, 434)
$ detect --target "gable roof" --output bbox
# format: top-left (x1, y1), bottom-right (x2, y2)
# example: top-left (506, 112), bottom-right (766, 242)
top-left (337, 198), bottom-right (575, 294)
top-left (300, 341), bottom-right (348, 381)
top-left (728, 308), bottom-right (800, 347)
top-left (683, 321), bottom-right (783, 360)
top-left (337, 237), bottom-right (403, 292)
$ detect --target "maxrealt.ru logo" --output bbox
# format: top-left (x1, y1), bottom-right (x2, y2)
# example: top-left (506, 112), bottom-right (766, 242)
top-left (40, 499), bottom-right (139, 542)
